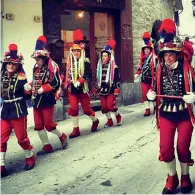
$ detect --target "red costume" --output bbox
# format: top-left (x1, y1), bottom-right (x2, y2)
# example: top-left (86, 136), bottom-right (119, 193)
top-left (64, 29), bottom-right (99, 139)
top-left (1, 44), bottom-right (36, 177)
top-left (27, 36), bottom-right (68, 155)
top-left (135, 32), bottom-right (157, 116)
top-left (147, 18), bottom-right (194, 194)
top-left (96, 40), bottom-right (122, 127)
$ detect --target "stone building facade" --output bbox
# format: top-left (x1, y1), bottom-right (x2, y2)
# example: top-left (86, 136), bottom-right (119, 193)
top-left (132, 0), bottom-right (173, 72)
top-left (120, 0), bottom-right (174, 105)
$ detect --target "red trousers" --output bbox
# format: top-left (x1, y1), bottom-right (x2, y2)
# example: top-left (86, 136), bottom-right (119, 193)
top-left (1, 116), bottom-right (33, 152)
top-left (159, 116), bottom-right (193, 163)
top-left (68, 92), bottom-right (95, 116)
top-left (33, 106), bottom-right (57, 131)
top-left (141, 82), bottom-right (151, 102)
top-left (100, 94), bottom-right (117, 114)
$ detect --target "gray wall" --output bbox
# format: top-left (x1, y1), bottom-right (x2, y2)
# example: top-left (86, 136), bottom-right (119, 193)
top-left (120, 0), bottom-right (173, 106)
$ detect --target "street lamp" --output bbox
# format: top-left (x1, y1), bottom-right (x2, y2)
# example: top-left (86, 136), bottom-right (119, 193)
top-left (192, 0), bottom-right (195, 16)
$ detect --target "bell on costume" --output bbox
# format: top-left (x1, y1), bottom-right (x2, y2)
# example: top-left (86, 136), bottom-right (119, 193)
top-left (172, 104), bottom-right (177, 112)
top-left (163, 104), bottom-right (167, 112)
top-left (179, 103), bottom-right (184, 111)
top-left (167, 104), bottom-right (171, 112)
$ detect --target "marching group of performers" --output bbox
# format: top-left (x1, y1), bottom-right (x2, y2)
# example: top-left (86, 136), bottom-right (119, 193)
top-left (1, 18), bottom-right (195, 194)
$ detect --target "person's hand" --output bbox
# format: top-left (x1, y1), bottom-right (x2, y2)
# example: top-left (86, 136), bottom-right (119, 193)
top-left (147, 89), bottom-right (156, 100)
top-left (74, 81), bottom-right (80, 88)
top-left (183, 92), bottom-right (195, 103)
top-left (24, 83), bottom-right (32, 91)
top-left (134, 74), bottom-right (140, 80)
top-left (37, 87), bottom-right (44, 94)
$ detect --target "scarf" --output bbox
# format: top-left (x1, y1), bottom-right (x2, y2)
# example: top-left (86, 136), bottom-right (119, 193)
top-left (96, 53), bottom-right (115, 87)
top-left (65, 49), bottom-right (88, 93)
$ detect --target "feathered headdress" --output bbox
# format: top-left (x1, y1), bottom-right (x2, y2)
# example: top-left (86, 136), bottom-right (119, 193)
top-left (101, 40), bottom-right (116, 55)
top-left (141, 32), bottom-right (153, 49)
top-left (158, 18), bottom-right (182, 56)
top-left (31, 35), bottom-right (50, 58)
top-left (2, 43), bottom-right (24, 65)
top-left (71, 29), bottom-right (85, 50)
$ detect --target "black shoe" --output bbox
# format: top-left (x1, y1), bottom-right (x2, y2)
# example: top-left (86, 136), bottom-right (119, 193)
top-left (1, 167), bottom-right (8, 178)
top-left (37, 149), bottom-right (53, 156)
top-left (162, 187), bottom-right (176, 194)
top-left (181, 185), bottom-right (192, 194)
top-left (24, 163), bottom-right (35, 171)
top-left (61, 140), bottom-right (68, 149)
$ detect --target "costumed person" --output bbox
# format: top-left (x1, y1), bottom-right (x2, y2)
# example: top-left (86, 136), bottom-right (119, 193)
top-left (64, 29), bottom-right (99, 139)
top-left (183, 37), bottom-right (194, 64)
top-left (134, 32), bottom-right (157, 116)
top-left (1, 44), bottom-right (36, 177)
top-left (24, 35), bottom-right (68, 155)
top-left (96, 40), bottom-right (122, 127)
top-left (147, 18), bottom-right (195, 194)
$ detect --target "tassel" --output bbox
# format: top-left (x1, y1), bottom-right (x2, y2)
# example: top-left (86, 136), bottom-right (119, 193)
top-left (167, 104), bottom-right (171, 112)
top-left (179, 103), bottom-right (184, 111)
top-left (163, 104), bottom-right (167, 112)
top-left (172, 104), bottom-right (177, 112)
top-left (184, 103), bottom-right (187, 109)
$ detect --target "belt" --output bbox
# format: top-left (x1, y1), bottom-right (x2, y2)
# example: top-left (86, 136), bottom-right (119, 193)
top-left (3, 97), bottom-right (23, 103)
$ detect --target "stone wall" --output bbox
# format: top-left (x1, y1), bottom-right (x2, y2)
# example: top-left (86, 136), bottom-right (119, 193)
top-left (132, 0), bottom-right (173, 73)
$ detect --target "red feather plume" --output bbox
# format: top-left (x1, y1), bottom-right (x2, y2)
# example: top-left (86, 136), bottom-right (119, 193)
top-left (38, 35), bottom-right (47, 44)
top-left (73, 29), bottom-right (83, 42)
top-left (142, 32), bottom-right (150, 39)
top-left (9, 43), bottom-right (18, 51)
top-left (158, 18), bottom-right (176, 34)
top-left (106, 40), bottom-right (116, 49)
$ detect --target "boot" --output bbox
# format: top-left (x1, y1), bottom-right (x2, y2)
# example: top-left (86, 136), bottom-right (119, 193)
top-left (69, 127), bottom-right (80, 139)
top-left (1, 166), bottom-right (8, 178)
top-left (144, 108), bottom-right (150, 116)
top-left (37, 130), bottom-right (53, 155)
top-left (162, 174), bottom-right (179, 194)
top-left (37, 144), bottom-right (53, 156)
top-left (104, 118), bottom-right (114, 128)
top-left (143, 101), bottom-right (150, 116)
top-left (24, 156), bottom-right (36, 171)
top-left (91, 119), bottom-right (99, 132)
top-left (1, 152), bottom-right (7, 177)
top-left (181, 174), bottom-right (192, 194)
top-left (59, 133), bottom-right (68, 149)
top-left (116, 113), bottom-right (122, 125)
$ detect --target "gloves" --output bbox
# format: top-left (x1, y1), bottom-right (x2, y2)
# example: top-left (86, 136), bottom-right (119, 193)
top-left (147, 89), bottom-right (156, 100)
top-left (38, 84), bottom-right (52, 94)
top-left (183, 92), bottom-right (195, 103)
top-left (24, 83), bottom-right (32, 91)
top-left (134, 74), bottom-right (140, 80)
top-left (74, 81), bottom-right (80, 88)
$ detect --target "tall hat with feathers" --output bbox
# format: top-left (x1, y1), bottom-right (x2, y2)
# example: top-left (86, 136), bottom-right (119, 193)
top-left (141, 32), bottom-right (153, 50)
top-left (71, 29), bottom-right (85, 51)
top-left (31, 35), bottom-right (50, 58)
top-left (158, 18), bottom-right (182, 57)
top-left (2, 44), bottom-right (24, 65)
top-left (101, 40), bottom-right (116, 55)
